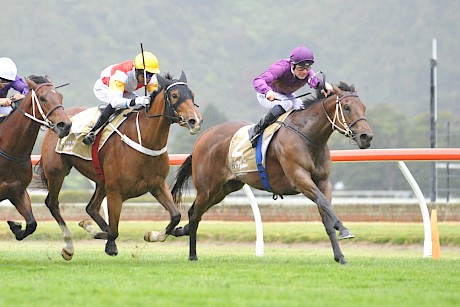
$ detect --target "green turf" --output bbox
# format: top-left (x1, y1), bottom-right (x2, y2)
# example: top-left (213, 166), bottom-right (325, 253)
top-left (0, 241), bottom-right (459, 307)
top-left (0, 221), bottom-right (459, 306)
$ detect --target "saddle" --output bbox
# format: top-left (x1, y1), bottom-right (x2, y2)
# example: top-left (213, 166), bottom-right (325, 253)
top-left (228, 111), bottom-right (292, 174)
top-left (55, 107), bottom-right (131, 160)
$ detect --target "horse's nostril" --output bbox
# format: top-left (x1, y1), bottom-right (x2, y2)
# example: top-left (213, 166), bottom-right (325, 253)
top-left (188, 119), bottom-right (196, 127)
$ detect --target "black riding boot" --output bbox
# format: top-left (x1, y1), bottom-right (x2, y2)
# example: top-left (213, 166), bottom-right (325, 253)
top-left (82, 104), bottom-right (116, 145)
top-left (248, 105), bottom-right (286, 147)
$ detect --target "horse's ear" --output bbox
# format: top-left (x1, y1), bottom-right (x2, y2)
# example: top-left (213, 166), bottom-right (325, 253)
top-left (26, 78), bottom-right (37, 90)
top-left (45, 75), bottom-right (52, 83)
top-left (179, 71), bottom-right (187, 83)
top-left (156, 74), bottom-right (169, 89)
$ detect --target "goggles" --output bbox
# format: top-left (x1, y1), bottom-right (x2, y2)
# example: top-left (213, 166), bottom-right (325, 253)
top-left (137, 70), bottom-right (154, 79)
top-left (0, 78), bottom-right (11, 84)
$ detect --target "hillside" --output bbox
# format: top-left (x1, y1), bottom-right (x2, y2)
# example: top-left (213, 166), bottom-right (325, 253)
top-left (2, 0), bottom-right (459, 121)
top-left (2, 0), bottom-right (460, 194)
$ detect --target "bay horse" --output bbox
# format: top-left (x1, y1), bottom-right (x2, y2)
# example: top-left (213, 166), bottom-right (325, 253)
top-left (171, 82), bottom-right (373, 265)
top-left (39, 72), bottom-right (202, 260)
top-left (0, 75), bottom-right (72, 240)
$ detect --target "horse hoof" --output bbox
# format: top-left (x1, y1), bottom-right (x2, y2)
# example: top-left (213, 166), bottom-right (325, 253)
top-left (339, 230), bottom-right (355, 240)
top-left (144, 231), bottom-right (158, 242)
top-left (7, 220), bottom-right (22, 233)
top-left (335, 257), bottom-right (348, 265)
top-left (189, 255), bottom-right (198, 261)
top-left (61, 249), bottom-right (74, 261)
top-left (105, 241), bottom-right (118, 256)
top-left (144, 231), bottom-right (166, 242)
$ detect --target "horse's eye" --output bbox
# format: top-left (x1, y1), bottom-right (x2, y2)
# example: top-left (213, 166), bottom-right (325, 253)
top-left (39, 96), bottom-right (47, 103)
top-left (344, 105), bottom-right (351, 112)
top-left (171, 93), bottom-right (179, 99)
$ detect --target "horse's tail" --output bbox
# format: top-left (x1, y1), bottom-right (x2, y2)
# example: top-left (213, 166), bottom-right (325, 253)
top-left (171, 154), bottom-right (193, 206)
top-left (35, 158), bottom-right (49, 190)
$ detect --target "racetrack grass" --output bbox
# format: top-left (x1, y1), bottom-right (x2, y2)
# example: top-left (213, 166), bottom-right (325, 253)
top-left (0, 221), bottom-right (459, 306)
top-left (1, 220), bottom-right (458, 246)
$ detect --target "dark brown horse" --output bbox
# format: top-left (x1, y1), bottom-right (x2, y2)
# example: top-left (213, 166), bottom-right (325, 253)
top-left (0, 75), bottom-right (72, 240)
top-left (171, 82), bottom-right (373, 265)
top-left (39, 72), bottom-right (202, 260)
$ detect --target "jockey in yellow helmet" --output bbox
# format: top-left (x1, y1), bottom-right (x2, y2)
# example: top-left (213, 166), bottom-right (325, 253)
top-left (83, 51), bottom-right (160, 145)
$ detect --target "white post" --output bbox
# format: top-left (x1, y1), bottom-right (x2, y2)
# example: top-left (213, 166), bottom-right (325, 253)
top-left (397, 161), bottom-right (432, 257)
top-left (243, 184), bottom-right (264, 256)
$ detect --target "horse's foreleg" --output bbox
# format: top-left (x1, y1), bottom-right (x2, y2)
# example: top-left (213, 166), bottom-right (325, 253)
top-left (44, 191), bottom-right (74, 261)
top-left (315, 194), bottom-right (347, 265)
top-left (317, 180), bottom-right (355, 240)
top-left (104, 193), bottom-right (123, 256)
top-left (80, 184), bottom-right (109, 238)
top-left (144, 183), bottom-right (181, 242)
top-left (7, 192), bottom-right (37, 240)
top-left (296, 175), bottom-right (348, 264)
top-left (173, 204), bottom-right (194, 237)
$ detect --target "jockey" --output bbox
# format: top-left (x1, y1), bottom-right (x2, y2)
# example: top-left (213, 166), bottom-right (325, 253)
top-left (0, 57), bottom-right (29, 116)
top-left (82, 51), bottom-right (161, 145)
top-left (248, 46), bottom-right (333, 147)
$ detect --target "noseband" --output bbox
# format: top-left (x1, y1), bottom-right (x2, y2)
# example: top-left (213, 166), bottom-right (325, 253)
top-left (145, 81), bottom-right (197, 125)
top-left (322, 93), bottom-right (367, 138)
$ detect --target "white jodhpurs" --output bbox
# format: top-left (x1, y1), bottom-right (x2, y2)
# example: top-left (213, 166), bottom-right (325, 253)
top-left (93, 79), bottom-right (137, 109)
top-left (256, 92), bottom-right (304, 111)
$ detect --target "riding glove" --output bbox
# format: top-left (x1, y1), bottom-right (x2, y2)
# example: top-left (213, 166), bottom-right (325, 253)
top-left (129, 96), bottom-right (151, 108)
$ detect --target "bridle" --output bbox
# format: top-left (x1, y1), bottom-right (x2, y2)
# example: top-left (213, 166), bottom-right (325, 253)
top-left (14, 82), bottom-right (64, 130)
top-left (0, 82), bottom-right (64, 162)
top-left (276, 92), bottom-right (367, 147)
top-left (144, 81), bottom-right (198, 125)
top-left (322, 93), bottom-right (367, 138)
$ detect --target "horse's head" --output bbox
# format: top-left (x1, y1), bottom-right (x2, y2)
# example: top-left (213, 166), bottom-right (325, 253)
top-left (156, 72), bottom-right (202, 134)
top-left (326, 82), bottom-right (373, 149)
top-left (24, 76), bottom-right (72, 138)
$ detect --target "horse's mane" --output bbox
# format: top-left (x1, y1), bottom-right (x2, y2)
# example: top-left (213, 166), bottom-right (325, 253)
top-left (336, 81), bottom-right (356, 93)
top-left (27, 75), bottom-right (51, 84)
top-left (163, 72), bottom-right (173, 80)
top-left (149, 72), bottom-right (175, 102)
top-left (300, 81), bottom-right (357, 109)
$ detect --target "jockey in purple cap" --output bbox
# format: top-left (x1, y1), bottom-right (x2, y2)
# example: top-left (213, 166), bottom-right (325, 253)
top-left (249, 46), bottom-right (333, 147)
top-left (0, 57), bottom-right (29, 117)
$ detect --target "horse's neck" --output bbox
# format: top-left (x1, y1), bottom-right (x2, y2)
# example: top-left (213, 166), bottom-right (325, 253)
top-left (0, 105), bottom-right (41, 158)
top-left (139, 101), bottom-right (171, 148)
top-left (293, 97), bottom-right (335, 145)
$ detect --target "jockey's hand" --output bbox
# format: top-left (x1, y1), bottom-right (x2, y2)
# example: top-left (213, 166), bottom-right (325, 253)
top-left (12, 93), bottom-right (24, 101)
top-left (0, 97), bottom-right (12, 107)
top-left (265, 90), bottom-right (276, 101)
top-left (130, 96), bottom-right (151, 108)
top-left (321, 82), bottom-right (333, 97)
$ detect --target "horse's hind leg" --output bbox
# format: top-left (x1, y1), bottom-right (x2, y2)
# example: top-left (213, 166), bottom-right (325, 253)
top-left (144, 182), bottom-right (181, 242)
top-left (7, 192), bottom-right (37, 240)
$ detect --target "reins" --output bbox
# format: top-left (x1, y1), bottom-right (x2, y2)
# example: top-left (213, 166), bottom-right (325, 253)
top-left (276, 92), bottom-right (367, 146)
top-left (109, 81), bottom-right (197, 156)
